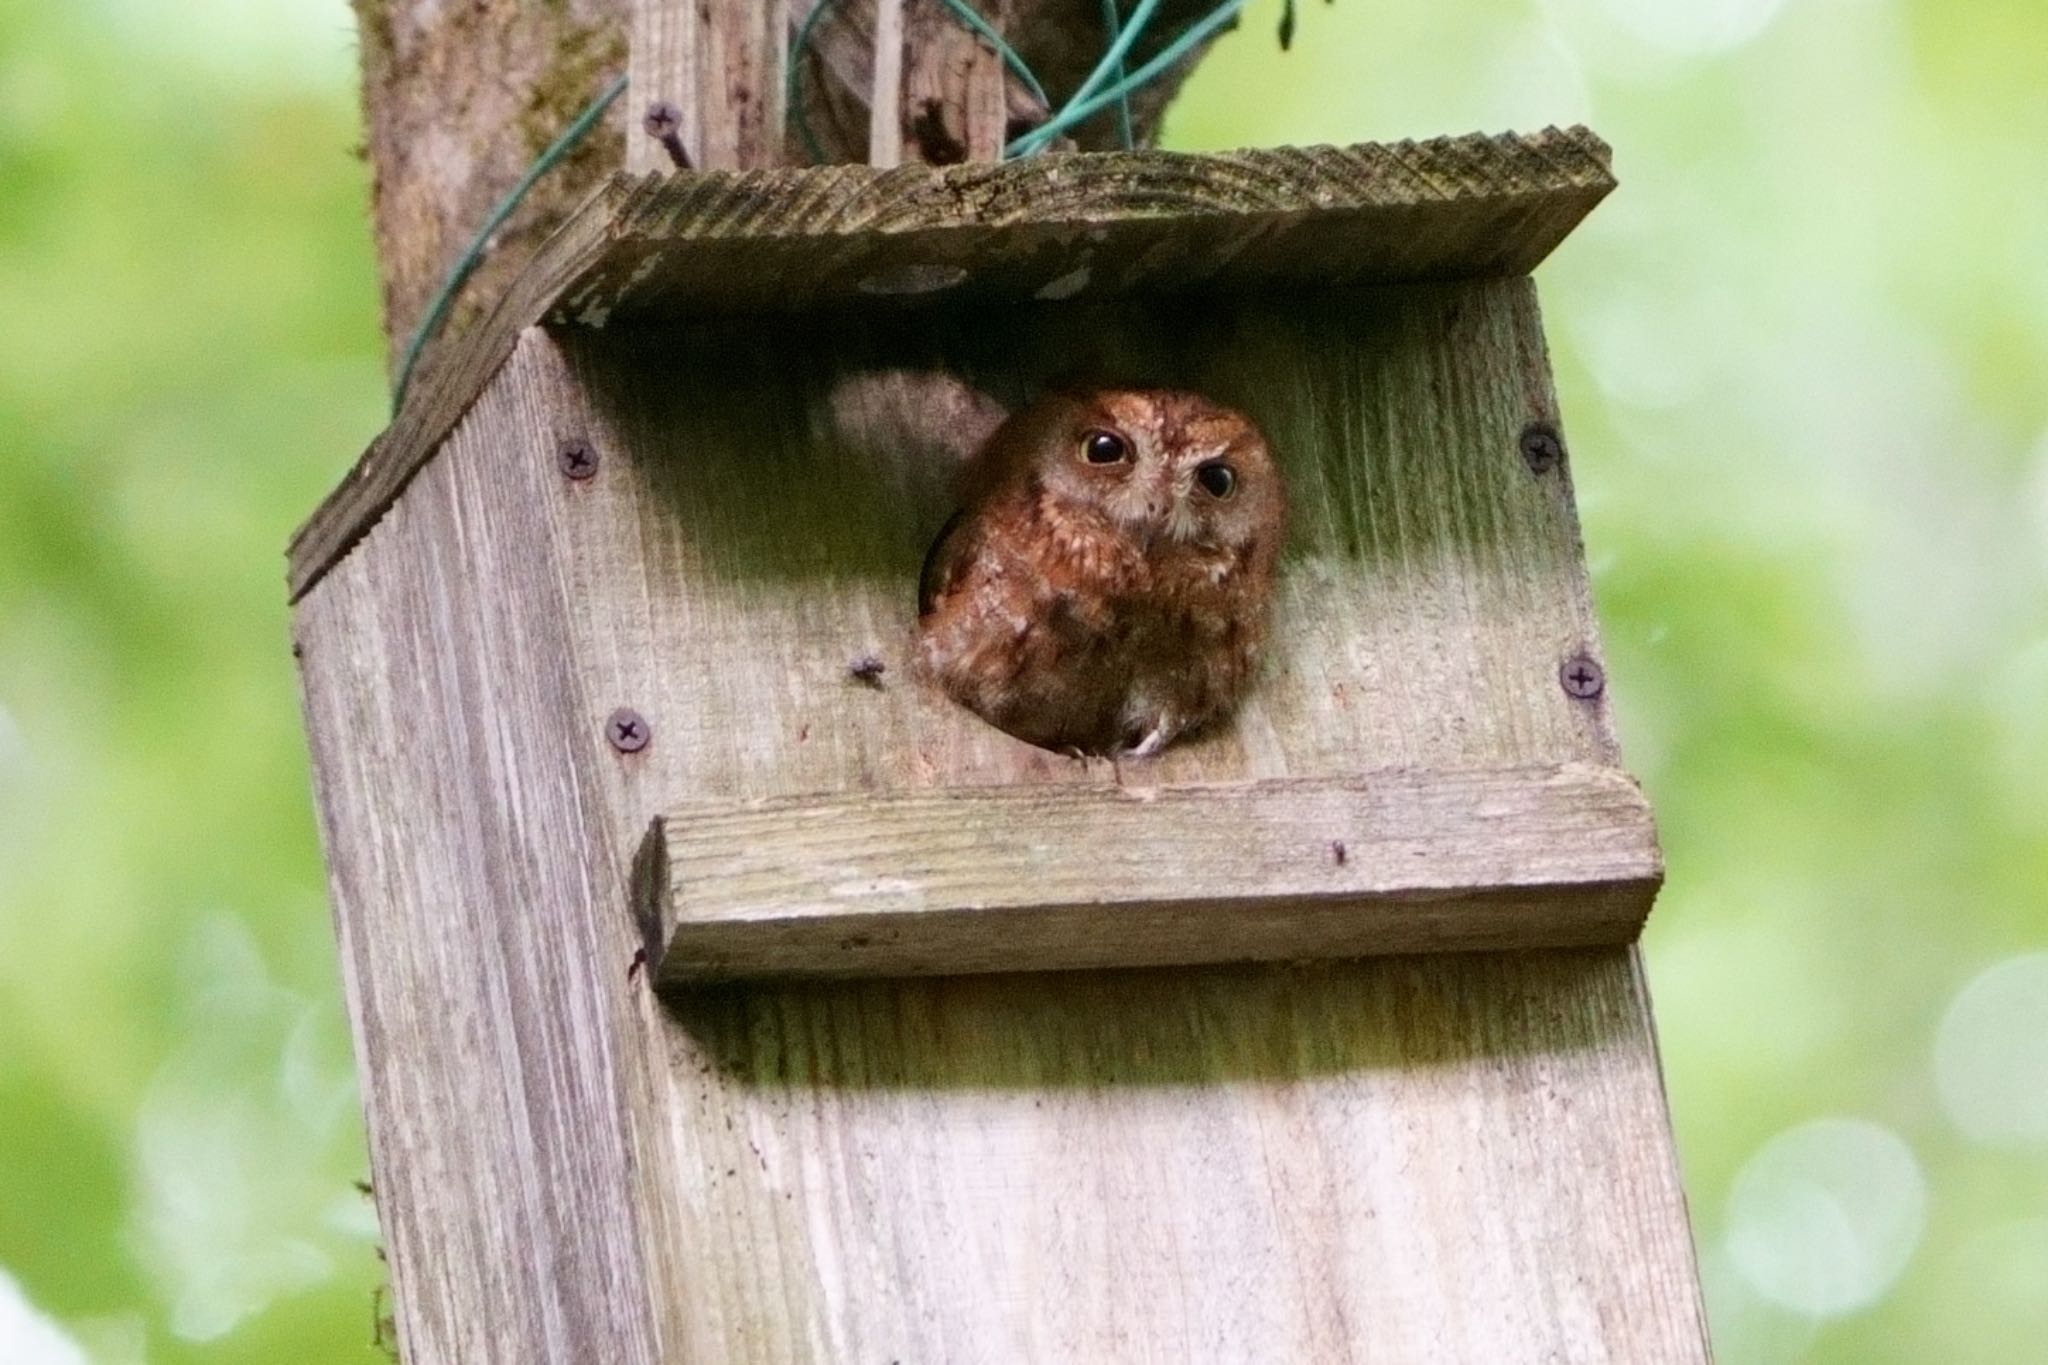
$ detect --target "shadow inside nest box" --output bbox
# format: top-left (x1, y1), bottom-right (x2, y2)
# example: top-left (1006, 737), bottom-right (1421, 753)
top-left (557, 279), bottom-right (1542, 593)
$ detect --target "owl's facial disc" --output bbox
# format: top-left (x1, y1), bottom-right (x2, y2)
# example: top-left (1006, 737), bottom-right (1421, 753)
top-left (1043, 392), bottom-right (1278, 551)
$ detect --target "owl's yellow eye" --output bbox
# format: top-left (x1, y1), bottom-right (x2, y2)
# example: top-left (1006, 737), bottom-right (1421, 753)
top-left (1081, 429), bottom-right (1130, 464)
top-left (1195, 460), bottom-right (1237, 498)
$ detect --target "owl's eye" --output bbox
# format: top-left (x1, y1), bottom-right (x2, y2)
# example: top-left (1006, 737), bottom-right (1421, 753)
top-left (1082, 429), bottom-right (1130, 464)
top-left (1195, 460), bottom-right (1237, 498)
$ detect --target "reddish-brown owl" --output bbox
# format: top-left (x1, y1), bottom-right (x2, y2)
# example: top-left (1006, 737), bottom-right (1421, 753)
top-left (916, 388), bottom-right (1286, 756)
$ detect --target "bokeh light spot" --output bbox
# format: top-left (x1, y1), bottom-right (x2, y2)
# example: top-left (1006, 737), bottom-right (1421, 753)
top-left (0, 1264), bottom-right (89, 1365)
top-left (1934, 954), bottom-right (2048, 1147)
top-left (0, 701), bottom-right (21, 772)
top-left (1724, 1118), bottom-right (1926, 1318)
top-left (1594, 0), bottom-right (1790, 55)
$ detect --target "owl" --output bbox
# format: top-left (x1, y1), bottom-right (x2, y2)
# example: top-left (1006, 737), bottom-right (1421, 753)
top-left (916, 388), bottom-right (1286, 757)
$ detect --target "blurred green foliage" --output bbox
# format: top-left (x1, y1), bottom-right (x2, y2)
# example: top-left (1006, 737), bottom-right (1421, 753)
top-left (1, 0), bottom-right (2043, 1360)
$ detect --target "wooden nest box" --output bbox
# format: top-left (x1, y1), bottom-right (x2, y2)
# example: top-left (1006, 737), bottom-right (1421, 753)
top-left (291, 131), bottom-right (1708, 1362)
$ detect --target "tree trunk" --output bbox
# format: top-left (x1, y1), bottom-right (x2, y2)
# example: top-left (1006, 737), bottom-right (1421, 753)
top-left (349, 0), bottom-right (632, 382)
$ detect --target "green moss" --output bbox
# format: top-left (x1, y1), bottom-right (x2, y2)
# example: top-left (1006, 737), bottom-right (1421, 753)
top-left (350, 0), bottom-right (395, 64)
top-left (521, 20), bottom-right (628, 163)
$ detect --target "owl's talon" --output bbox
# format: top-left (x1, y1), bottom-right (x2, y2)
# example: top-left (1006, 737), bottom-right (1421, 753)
top-left (1122, 722), bottom-right (1174, 759)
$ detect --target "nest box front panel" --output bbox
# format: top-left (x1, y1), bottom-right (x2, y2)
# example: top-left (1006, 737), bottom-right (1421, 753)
top-left (546, 277), bottom-right (1615, 797)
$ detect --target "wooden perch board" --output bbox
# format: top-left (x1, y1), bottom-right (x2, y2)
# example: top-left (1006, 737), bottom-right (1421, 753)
top-left (288, 128), bottom-right (1613, 601)
top-left (646, 764), bottom-right (1661, 982)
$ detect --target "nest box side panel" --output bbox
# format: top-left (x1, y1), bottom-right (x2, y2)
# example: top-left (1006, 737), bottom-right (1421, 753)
top-left (497, 277), bottom-right (1701, 1359)
top-left (293, 395), bottom-right (677, 1362)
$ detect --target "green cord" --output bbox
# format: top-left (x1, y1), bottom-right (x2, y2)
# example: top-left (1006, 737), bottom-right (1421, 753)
top-left (1015, 0), bottom-right (1160, 156)
top-left (933, 0), bottom-right (1052, 111)
top-left (1100, 0), bottom-right (1136, 148)
top-left (1008, 0), bottom-right (1247, 157)
top-left (788, 0), bottom-right (838, 164)
top-left (391, 74), bottom-right (628, 415)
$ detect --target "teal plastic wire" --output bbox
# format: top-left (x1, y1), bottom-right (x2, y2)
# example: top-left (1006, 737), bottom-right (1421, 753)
top-left (1022, 0), bottom-right (1160, 155)
top-left (1099, 0), bottom-right (1136, 148)
top-left (789, 0), bottom-right (839, 163)
top-left (935, 0), bottom-right (1052, 111)
top-left (1007, 0), bottom-right (1247, 157)
top-left (390, 75), bottom-right (628, 415)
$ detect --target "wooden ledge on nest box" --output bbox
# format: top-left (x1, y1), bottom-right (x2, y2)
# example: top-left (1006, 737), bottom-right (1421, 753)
top-left (639, 762), bottom-right (1661, 985)
top-left (286, 127), bottom-right (1613, 603)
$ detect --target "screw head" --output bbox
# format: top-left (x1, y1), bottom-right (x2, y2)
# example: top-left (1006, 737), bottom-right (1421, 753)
top-left (557, 438), bottom-right (598, 480)
top-left (1520, 423), bottom-right (1565, 474)
top-left (606, 708), bottom-right (650, 753)
top-left (1559, 655), bottom-right (1606, 700)
top-left (642, 101), bottom-right (682, 139)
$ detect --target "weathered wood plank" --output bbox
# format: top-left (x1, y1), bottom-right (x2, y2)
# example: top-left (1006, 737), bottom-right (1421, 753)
top-left (562, 129), bottom-right (1615, 321)
top-left (294, 376), bottom-right (670, 1363)
top-left (629, 0), bottom-right (789, 173)
top-left (287, 130), bottom-right (1614, 602)
top-left (898, 0), bottom-right (1009, 164)
top-left (784, 0), bottom-right (1216, 165)
top-left (648, 764), bottom-right (1662, 981)
top-left (865, 0), bottom-right (908, 166)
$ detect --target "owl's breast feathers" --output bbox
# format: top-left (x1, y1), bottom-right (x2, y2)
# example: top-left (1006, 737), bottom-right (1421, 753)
top-left (916, 481), bottom-right (1273, 754)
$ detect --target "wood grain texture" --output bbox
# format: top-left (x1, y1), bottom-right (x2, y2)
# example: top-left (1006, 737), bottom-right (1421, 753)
top-left (785, 0), bottom-right (1221, 164)
top-left (898, 0), bottom-right (1009, 164)
top-left (295, 275), bottom-right (1709, 1361)
top-left (295, 371), bottom-right (666, 1363)
top-left (630, 0), bottom-right (789, 174)
top-left (290, 129), bottom-right (1616, 601)
top-left (649, 764), bottom-right (1662, 981)
top-left (560, 128), bottom-right (1615, 321)
top-left (865, 0), bottom-right (907, 165)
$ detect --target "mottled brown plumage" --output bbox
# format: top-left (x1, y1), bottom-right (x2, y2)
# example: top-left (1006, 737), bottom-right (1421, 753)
top-left (916, 389), bottom-right (1286, 756)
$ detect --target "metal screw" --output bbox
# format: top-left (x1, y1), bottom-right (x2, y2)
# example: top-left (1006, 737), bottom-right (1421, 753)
top-left (558, 438), bottom-right (598, 480)
top-left (1520, 423), bottom-right (1564, 474)
top-left (1559, 655), bottom-right (1605, 700)
top-left (642, 101), bottom-right (691, 170)
top-left (606, 708), bottom-right (650, 753)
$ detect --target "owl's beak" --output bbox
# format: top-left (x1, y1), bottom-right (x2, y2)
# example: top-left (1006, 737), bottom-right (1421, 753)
top-left (1135, 500), bottom-right (1171, 548)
